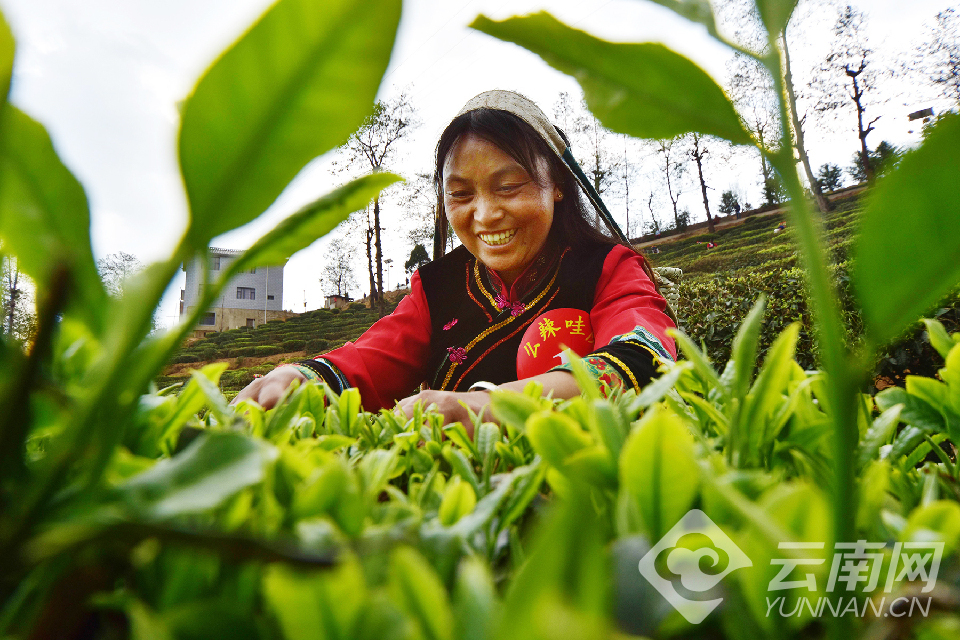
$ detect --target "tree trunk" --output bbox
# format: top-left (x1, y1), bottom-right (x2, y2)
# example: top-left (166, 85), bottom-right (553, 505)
top-left (847, 63), bottom-right (876, 184)
top-left (691, 136), bottom-right (715, 234)
top-left (365, 224), bottom-right (376, 308)
top-left (782, 33), bottom-right (831, 213)
top-left (373, 196), bottom-right (385, 317)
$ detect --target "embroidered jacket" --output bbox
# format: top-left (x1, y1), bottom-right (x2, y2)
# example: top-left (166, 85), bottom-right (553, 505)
top-left (297, 242), bottom-right (676, 412)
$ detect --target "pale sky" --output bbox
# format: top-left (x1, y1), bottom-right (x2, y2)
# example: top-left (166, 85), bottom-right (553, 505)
top-left (1, 0), bottom-right (954, 326)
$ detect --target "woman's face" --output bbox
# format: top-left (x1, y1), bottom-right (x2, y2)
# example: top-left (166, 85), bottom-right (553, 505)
top-left (442, 134), bottom-right (560, 286)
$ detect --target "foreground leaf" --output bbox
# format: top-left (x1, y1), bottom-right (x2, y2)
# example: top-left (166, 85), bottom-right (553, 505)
top-left (620, 408), bottom-right (698, 541)
top-left (179, 0), bottom-right (402, 246)
top-left (0, 10), bottom-right (12, 103)
top-left (853, 114), bottom-right (960, 347)
top-left (470, 12), bottom-right (751, 145)
top-left (0, 105), bottom-right (106, 330)
top-left (756, 0), bottom-right (800, 38)
top-left (119, 432), bottom-right (278, 519)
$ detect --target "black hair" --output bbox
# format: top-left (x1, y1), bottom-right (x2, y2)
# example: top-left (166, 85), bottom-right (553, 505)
top-left (432, 108), bottom-right (616, 260)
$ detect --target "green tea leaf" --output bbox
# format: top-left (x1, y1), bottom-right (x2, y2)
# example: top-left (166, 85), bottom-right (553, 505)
top-left (0, 105), bottom-right (106, 330)
top-left (470, 12), bottom-right (751, 144)
top-left (119, 432), bottom-right (277, 519)
top-left (389, 547), bottom-right (454, 640)
top-left (857, 403), bottom-right (903, 470)
top-left (756, 0), bottom-right (800, 38)
top-left (179, 0), bottom-right (402, 246)
top-left (853, 113), bottom-right (960, 347)
top-left (923, 318), bottom-right (956, 360)
top-left (0, 10), bottom-right (13, 103)
top-left (453, 556), bottom-right (498, 640)
top-left (264, 554), bottom-right (367, 640)
top-left (489, 389), bottom-right (543, 432)
top-left (731, 295), bottom-right (766, 401)
top-left (668, 329), bottom-right (726, 399)
top-left (901, 500), bottom-right (960, 557)
top-left (620, 408), bottom-right (699, 541)
top-left (438, 476), bottom-right (477, 526)
top-left (229, 173), bottom-right (401, 273)
top-left (742, 321), bottom-right (799, 453)
top-left (525, 411), bottom-right (593, 470)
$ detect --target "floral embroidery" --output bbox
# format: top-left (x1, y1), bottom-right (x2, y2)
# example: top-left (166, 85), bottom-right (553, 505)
top-left (510, 301), bottom-right (526, 317)
top-left (447, 346), bottom-right (467, 364)
top-left (551, 355), bottom-right (625, 398)
top-left (443, 318), bottom-right (458, 330)
top-left (494, 293), bottom-right (509, 310)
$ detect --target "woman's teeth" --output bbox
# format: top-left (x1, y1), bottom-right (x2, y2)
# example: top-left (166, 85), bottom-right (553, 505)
top-left (479, 230), bottom-right (516, 246)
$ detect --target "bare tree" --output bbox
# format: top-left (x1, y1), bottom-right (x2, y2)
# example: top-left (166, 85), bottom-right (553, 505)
top-left (655, 138), bottom-right (687, 230)
top-left (338, 94), bottom-right (418, 315)
top-left (916, 7), bottom-right (960, 105)
top-left (97, 251), bottom-right (144, 297)
top-left (321, 238), bottom-right (358, 298)
top-left (811, 5), bottom-right (887, 184)
top-left (687, 133), bottom-right (717, 233)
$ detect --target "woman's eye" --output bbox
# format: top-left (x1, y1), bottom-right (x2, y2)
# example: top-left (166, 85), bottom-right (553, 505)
top-left (447, 191), bottom-right (471, 199)
top-left (498, 182), bottom-right (524, 192)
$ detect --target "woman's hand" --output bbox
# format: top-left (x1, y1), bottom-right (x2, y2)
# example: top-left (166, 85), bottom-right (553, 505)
top-left (230, 365), bottom-right (307, 410)
top-left (395, 389), bottom-right (493, 435)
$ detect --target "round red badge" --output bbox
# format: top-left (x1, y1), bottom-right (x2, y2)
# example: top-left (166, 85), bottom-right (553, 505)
top-left (516, 308), bottom-right (595, 379)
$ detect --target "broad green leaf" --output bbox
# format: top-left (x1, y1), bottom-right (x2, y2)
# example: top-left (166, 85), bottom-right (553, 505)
top-left (0, 10), bottom-right (13, 103)
top-left (489, 389), bottom-right (544, 432)
top-left (742, 321), bottom-right (799, 452)
top-left (620, 408), bottom-right (698, 541)
top-left (264, 554), bottom-right (367, 640)
top-left (470, 12), bottom-right (751, 145)
top-left (119, 432), bottom-right (277, 518)
top-left (453, 556), bottom-right (498, 640)
top-left (857, 403), bottom-right (903, 470)
top-left (906, 376), bottom-right (959, 438)
top-left (291, 459), bottom-right (348, 519)
top-left (229, 173), bottom-right (401, 273)
top-left (853, 114), bottom-right (960, 347)
top-left (389, 547), bottom-right (454, 640)
top-left (756, 0), bottom-right (800, 38)
top-left (877, 387), bottom-right (947, 435)
top-left (633, 360), bottom-right (693, 408)
top-left (730, 295), bottom-right (766, 401)
top-left (476, 422), bottom-right (500, 487)
top-left (0, 105), bottom-right (106, 330)
top-left (901, 500), bottom-right (960, 558)
top-left (442, 445), bottom-right (481, 499)
top-left (438, 475), bottom-right (477, 526)
top-left (923, 318), bottom-right (956, 360)
top-left (179, 0), bottom-right (402, 247)
top-left (525, 411), bottom-right (593, 470)
top-left (668, 329), bottom-right (726, 399)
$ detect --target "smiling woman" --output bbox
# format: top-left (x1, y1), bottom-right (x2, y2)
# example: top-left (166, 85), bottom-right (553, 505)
top-left (232, 90), bottom-right (677, 431)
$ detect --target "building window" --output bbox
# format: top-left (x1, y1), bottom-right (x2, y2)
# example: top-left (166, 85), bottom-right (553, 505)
top-left (201, 312), bottom-right (216, 325)
top-left (246, 318), bottom-right (255, 328)
top-left (248, 268), bottom-right (257, 274)
top-left (211, 256), bottom-right (221, 270)
top-left (267, 294), bottom-right (275, 300)
top-left (237, 286), bottom-right (256, 300)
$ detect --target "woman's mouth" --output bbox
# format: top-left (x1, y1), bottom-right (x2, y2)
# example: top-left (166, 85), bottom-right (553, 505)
top-left (479, 229), bottom-right (516, 246)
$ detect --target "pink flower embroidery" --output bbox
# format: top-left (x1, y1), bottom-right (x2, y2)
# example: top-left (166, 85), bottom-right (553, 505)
top-left (443, 318), bottom-right (458, 330)
top-left (510, 301), bottom-right (525, 317)
top-left (494, 294), bottom-right (509, 310)
top-left (447, 346), bottom-right (467, 364)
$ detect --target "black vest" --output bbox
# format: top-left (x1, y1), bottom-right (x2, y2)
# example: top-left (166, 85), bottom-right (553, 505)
top-left (418, 242), bottom-right (612, 391)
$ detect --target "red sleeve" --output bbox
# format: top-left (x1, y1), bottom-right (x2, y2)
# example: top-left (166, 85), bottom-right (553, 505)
top-left (591, 245), bottom-right (677, 360)
top-left (321, 270), bottom-right (432, 412)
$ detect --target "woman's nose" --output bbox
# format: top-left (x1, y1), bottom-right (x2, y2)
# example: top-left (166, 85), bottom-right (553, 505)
top-left (473, 193), bottom-right (503, 225)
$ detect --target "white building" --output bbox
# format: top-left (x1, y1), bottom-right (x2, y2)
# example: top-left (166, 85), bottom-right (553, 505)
top-left (180, 248), bottom-right (294, 336)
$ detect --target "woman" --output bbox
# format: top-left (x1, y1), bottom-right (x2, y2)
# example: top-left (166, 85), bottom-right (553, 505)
top-left (233, 91), bottom-right (676, 426)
